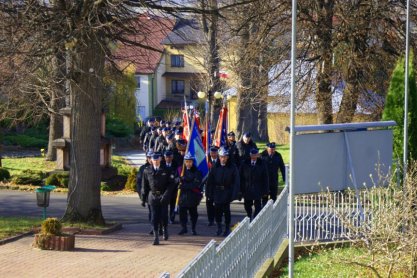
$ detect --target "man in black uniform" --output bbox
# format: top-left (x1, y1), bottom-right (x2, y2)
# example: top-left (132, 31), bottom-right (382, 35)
top-left (207, 147), bottom-right (240, 237)
top-left (205, 147), bottom-right (219, 226)
top-left (140, 118), bottom-right (155, 144)
top-left (239, 148), bottom-right (269, 220)
top-left (143, 127), bottom-right (157, 152)
top-left (162, 150), bottom-right (179, 224)
top-left (136, 150), bottom-right (154, 234)
top-left (260, 142), bottom-right (285, 206)
top-left (141, 153), bottom-right (176, 245)
top-left (236, 132), bottom-right (258, 165)
top-left (178, 153), bottom-right (202, 235)
top-left (226, 131), bottom-right (239, 166)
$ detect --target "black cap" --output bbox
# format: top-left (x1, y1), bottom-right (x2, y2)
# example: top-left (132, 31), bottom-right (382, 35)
top-left (151, 127), bottom-right (156, 131)
top-left (250, 148), bottom-right (259, 155)
top-left (160, 120), bottom-right (166, 125)
top-left (152, 153), bottom-right (162, 160)
top-left (227, 131), bottom-right (235, 137)
top-left (164, 150), bottom-right (173, 157)
top-left (177, 139), bottom-right (187, 146)
top-left (167, 133), bottom-right (174, 140)
top-left (243, 132), bottom-right (251, 138)
top-left (162, 127), bottom-right (169, 132)
top-left (175, 129), bottom-right (182, 135)
top-left (146, 150), bottom-right (154, 157)
top-left (210, 147), bottom-right (219, 153)
top-left (266, 142), bottom-right (276, 148)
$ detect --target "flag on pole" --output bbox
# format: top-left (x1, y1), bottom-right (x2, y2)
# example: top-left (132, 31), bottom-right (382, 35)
top-left (182, 97), bottom-right (190, 141)
top-left (213, 106), bottom-right (228, 148)
top-left (185, 117), bottom-right (209, 179)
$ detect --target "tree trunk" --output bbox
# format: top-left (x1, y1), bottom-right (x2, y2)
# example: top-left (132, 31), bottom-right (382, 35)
top-left (315, 0), bottom-right (334, 124)
top-left (45, 97), bottom-right (63, 161)
top-left (62, 37), bottom-right (105, 225)
top-left (336, 2), bottom-right (370, 123)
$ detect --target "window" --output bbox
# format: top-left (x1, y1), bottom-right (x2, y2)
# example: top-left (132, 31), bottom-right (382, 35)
top-left (171, 55), bottom-right (184, 67)
top-left (172, 80), bottom-right (185, 94)
top-left (135, 76), bottom-right (141, 88)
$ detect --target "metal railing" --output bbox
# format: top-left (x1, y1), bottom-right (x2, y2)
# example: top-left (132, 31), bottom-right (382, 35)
top-left (174, 186), bottom-right (289, 278)
top-left (293, 188), bottom-right (391, 242)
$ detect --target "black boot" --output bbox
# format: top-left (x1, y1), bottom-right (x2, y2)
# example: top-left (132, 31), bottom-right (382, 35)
top-left (191, 223), bottom-right (197, 235)
top-left (159, 225), bottom-right (163, 236)
top-left (207, 221), bottom-right (214, 227)
top-left (153, 231), bottom-right (160, 245)
top-left (149, 229), bottom-right (154, 235)
top-left (163, 226), bottom-right (169, 240)
top-left (178, 225), bottom-right (188, 235)
top-left (216, 223), bottom-right (223, 236)
top-left (223, 224), bottom-right (230, 237)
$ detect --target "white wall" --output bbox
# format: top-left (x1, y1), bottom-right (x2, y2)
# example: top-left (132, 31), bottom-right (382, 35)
top-left (135, 74), bottom-right (150, 120)
top-left (156, 53), bottom-right (167, 104)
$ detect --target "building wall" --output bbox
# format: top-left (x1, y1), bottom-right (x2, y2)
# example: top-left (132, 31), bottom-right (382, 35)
top-left (164, 45), bottom-right (205, 73)
top-left (155, 54), bottom-right (167, 104)
top-left (135, 74), bottom-right (151, 120)
top-left (228, 98), bottom-right (375, 145)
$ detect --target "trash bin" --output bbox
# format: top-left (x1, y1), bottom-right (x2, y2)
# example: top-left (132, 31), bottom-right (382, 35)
top-left (36, 185), bottom-right (56, 219)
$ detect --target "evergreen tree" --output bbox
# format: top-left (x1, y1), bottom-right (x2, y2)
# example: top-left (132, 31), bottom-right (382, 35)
top-left (382, 52), bottom-right (417, 162)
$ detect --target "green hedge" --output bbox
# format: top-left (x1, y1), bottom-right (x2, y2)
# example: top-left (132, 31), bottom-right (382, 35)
top-left (0, 168), bottom-right (11, 181)
top-left (124, 168), bottom-right (138, 191)
top-left (3, 134), bottom-right (48, 148)
top-left (106, 117), bottom-right (133, 138)
top-left (44, 172), bottom-right (69, 188)
top-left (12, 169), bottom-right (46, 185)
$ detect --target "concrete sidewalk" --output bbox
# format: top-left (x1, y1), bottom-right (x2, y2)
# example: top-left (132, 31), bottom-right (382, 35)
top-left (0, 222), bottom-right (218, 278)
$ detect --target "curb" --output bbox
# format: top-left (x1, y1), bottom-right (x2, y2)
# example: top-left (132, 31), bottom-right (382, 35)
top-left (1, 223), bottom-right (123, 246)
top-left (0, 230), bottom-right (34, 246)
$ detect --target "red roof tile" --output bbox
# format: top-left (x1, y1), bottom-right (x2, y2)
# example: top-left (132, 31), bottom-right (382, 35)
top-left (114, 15), bottom-right (175, 75)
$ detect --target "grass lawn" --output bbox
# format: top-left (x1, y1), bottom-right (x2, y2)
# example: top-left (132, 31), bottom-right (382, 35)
top-left (0, 217), bottom-right (42, 240)
top-left (278, 247), bottom-right (371, 277)
top-left (2, 157), bottom-right (55, 176)
top-left (2, 156), bottom-right (132, 177)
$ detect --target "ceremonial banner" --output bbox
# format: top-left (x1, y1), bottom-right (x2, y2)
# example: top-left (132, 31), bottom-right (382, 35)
top-left (213, 106), bottom-right (228, 148)
top-left (186, 118), bottom-right (209, 179)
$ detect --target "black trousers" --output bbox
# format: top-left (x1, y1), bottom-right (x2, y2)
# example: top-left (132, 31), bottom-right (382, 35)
top-left (179, 206), bottom-right (198, 228)
top-left (206, 198), bottom-right (215, 223)
top-left (244, 199), bottom-right (262, 220)
top-left (215, 203), bottom-right (231, 225)
top-left (169, 190), bottom-right (178, 221)
top-left (262, 185), bottom-right (278, 207)
top-left (150, 203), bottom-right (168, 231)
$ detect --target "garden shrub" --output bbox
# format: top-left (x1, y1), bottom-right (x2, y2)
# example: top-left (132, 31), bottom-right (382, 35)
top-left (100, 182), bottom-right (112, 191)
top-left (12, 169), bottom-right (45, 185)
top-left (106, 117), bottom-right (133, 137)
top-left (124, 168), bottom-right (138, 191)
top-left (40, 218), bottom-right (62, 235)
top-left (0, 168), bottom-right (11, 181)
top-left (3, 134), bottom-right (48, 148)
top-left (44, 172), bottom-right (69, 188)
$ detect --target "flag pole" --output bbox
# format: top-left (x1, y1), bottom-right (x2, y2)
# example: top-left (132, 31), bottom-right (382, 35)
top-left (403, 0), bottom-right (410, 181)
top-left (175, 116), bottom-right (196, 212)
top-left (289, 0), bottom-right (297, 276)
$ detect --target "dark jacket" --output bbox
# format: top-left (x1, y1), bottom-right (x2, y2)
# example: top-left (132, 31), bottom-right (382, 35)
top-left (239, 158), bottom-right (269, 200)
top-left (226, 140), bottom-right (239, 166)
top-left (178, 166), bottom-right (202, 207)
top-left (140, 126), bottom-right (151, 142)
top-left (236, 140), bottom-right (258, 163)
top-left (260, 150), bottom-right (286, 188)
top-left (136, 162), bottom-right (150, 195)
top-left (206, 161), bottom-right (240, 204)
top-left (141, 165), bottom-right (175, 205)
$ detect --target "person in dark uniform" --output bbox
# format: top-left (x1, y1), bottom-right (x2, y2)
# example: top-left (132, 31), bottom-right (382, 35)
top-left (236, 132), bottom-right (258, 164)
top-left (206, 147), bottom-right (240, 237)
top-left (136, 150), bottom-right (154, 234)
top-left (205, 146), bottom-right (219, 226)
top-left (141, 153), bottom-right (176, 245)
top-left (260, 142), bottom-right (286, 206)
top-left (162, 150), bottom-right (179, 224)
top-left (139, 118), bottom-right (154, 144)
top-left (143, 127), bottom-right (156, 152)
top-left (226, 131), bottom-right (239, 166)
top-left (174, 139), bottom-right (187, 167)
top-left (178, 153), bottom-right (203, 235)
top-left (239, 148), bottom-right (269, 220)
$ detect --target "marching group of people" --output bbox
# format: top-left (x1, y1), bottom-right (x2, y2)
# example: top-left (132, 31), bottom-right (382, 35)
top-left (136, 118), bottom-right (286, 245)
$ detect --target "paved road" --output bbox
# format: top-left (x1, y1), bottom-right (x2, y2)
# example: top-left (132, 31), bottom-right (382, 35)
top-left (0, 149), bottom-right (248, 277)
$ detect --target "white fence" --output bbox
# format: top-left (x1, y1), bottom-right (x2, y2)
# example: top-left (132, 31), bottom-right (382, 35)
top-left (173, 186), bottom-right (289, 278)
top-left (294, 188), bottom-right (387, 242)
top-left (160, 184), bottom-right (391, 278)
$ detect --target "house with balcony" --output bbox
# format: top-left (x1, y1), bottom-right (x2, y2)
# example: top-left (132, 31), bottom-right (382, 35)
top-left (154, 18), bottom-right (207, 111)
